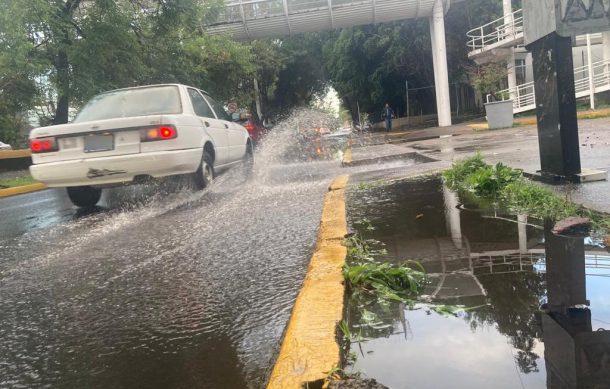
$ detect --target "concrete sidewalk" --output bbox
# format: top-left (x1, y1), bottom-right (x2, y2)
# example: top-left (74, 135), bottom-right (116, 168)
top-left (346, 117), bottom-right (610, 214)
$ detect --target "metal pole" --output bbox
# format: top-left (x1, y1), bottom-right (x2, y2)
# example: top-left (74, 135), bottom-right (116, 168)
top-left (357, 100), bottom-right (361, 127)
top-left (253, 77), bottom-right (263, 120)
top-left (455, 83), bottom-right (460, 117)
top-left (405, 80), bottom-right (410, 126)
top-left (587, 34), bottom-right (595, 110)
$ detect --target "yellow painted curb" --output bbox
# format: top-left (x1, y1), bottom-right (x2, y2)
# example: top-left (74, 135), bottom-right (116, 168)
top-left (514, 117), bottom-right (537, 126)
top-left (342, 148), bottom-right (352, 166)
top-left (0, 149), bottom-right (31, 159)
top-left (0, 183), bottom-right (47, 198)
top-left (467, 123), bottom-right (489, 130)
top-left (266, 175), bottom-right (349, 389)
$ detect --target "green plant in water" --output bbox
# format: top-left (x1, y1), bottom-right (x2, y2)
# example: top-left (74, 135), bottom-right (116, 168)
top-left (443, 153), bottom-right (488, 189)
top-left (464, 162), bottom-right (522, 199)
top-left (501, 180), bottom-right (578, 220)
top-left (344, 219), bottom-right (388, 263)
top-left (338, 320), bottom-right (352, 343)
top-left (344, 261), bottom-right (426, 303)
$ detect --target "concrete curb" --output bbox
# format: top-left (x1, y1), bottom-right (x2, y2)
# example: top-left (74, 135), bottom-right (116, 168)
top-left (266, 175), bottom-right (349, 389)
top-left (0, 183), bottom-right (47, 198)
top-left (342, 148), bottom-right (352, 166)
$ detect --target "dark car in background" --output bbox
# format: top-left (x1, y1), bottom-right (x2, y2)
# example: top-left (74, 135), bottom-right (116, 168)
top-left (231, 112), bottom-right (268, 144)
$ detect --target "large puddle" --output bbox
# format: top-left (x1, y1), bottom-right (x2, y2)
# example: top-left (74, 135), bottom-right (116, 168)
top-left (346, 176), bottom-right (610, 388)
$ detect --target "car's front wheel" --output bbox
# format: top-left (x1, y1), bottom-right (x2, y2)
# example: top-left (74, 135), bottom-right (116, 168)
top-left (193, 151), bottom-right (214, 190)
top-left (66, 186), bottom-right (102, 207)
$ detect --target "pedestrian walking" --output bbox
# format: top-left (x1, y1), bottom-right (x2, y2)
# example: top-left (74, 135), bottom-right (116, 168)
top-left (381, 103), bottom-right (395, 132)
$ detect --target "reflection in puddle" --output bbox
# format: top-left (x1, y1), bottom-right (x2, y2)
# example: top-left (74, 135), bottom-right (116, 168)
top-left (346, 176), bottom-right (610, 389)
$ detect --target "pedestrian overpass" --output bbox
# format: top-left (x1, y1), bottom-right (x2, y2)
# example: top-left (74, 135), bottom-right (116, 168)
top-left (206, 0), bottom-right (458, 127)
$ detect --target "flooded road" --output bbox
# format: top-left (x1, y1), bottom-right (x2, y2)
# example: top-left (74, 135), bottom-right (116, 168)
top-left (345, 176), bottom-right (610, 389)
top-left (0, 112), bottom-right (427, 389)
top-left (0, 111), bottom-right (351, 389)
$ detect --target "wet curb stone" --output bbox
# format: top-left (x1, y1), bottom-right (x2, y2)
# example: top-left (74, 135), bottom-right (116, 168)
top-left (0, 183), bottom-right (47, 198)
top-left (266, 175), bottom-right (349, 389)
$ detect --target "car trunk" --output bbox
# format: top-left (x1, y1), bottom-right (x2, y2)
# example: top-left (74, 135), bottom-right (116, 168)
top-left (31, 115), bottom-right (164, 163)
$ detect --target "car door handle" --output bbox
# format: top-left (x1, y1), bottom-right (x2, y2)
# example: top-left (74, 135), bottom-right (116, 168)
top-left (224, 124), bottom-right (229, 129)
top-left (204, 121), bottom-right (210, 127)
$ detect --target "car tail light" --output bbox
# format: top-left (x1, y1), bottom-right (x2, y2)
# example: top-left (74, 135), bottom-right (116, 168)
top-left (30, 137), bottom-right (58, 153)
top-left (140, 125), bottom-right (177, 142)
top-left (244, 122), bottom-right (255, 134)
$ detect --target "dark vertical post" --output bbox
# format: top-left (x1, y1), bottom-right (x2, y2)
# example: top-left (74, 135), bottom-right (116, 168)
top-left (527, 33), bottom-right (582, 179)
top-left (544, 222), bottom-right (587, 309)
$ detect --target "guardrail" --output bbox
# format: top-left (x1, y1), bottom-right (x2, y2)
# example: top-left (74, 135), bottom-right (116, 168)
top-left (0, 149), bottom-right (32, 173)
top-left (467, 9), bottom-right (523, 54)
top-left (486, 59), bottom-right (610, 114)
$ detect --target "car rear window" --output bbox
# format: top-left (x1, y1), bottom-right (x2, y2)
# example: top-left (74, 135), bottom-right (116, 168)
top-left (73, 86), bottom-right (182, 122)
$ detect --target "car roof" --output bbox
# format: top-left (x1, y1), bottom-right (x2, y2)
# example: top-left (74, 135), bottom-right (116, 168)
top-left (102, 84), bottom-right (210, 95)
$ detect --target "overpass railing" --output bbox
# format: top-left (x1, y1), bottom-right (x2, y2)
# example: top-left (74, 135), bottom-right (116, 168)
top-left (467, 9), bottom-right (523, 54)
top-left (213, 0), bottom-right (370, 24)
top-left (486, 59), bottom-right (610, 114)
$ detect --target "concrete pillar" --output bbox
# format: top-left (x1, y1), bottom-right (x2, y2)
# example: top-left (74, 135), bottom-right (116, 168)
top-left (507, 49), bottom-right (517, 100)
top-left (586, 34), bottom-right (595, 110)
top-left (603, 32), bottom-right (610, 65)
top-left (443, 185), bottom-right (462, 249)
top-left (517, 214), bottom-right (527, 254)
top-left (503, 0), bottom-right (517, 100)
top-left (430, 0), bottom-right (452, 127)
top-left (603, 32), bottom-right (610, 85)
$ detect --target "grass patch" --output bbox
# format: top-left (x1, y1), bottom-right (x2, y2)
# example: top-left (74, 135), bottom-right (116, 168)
top-left (0, 175), bottom-right (37, 189)
top-left (443, 154), bottom-right (610, 234)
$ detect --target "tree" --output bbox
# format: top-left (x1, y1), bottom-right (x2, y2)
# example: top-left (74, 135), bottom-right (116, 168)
top-left (0, 0), bottom-right (40, 145)
top-left (0, 0), bottom-right (256, 129)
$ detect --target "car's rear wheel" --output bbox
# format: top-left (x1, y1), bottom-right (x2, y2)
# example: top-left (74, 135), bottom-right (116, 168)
top-left (66, 186), bottom-right (102, 207)
top-left (193, 151), bottom-right (214, 190)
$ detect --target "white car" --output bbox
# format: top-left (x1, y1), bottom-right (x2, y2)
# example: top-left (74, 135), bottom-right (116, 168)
top-left (29, 84), bottom-right (253, 207)
top-left (0, 141), bottom-right (12, 150)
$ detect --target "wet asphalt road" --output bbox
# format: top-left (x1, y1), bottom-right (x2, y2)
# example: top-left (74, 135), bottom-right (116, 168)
top-left (0, 188), bottom-right (75, 241)
top-left (0, 149), bottom-right (342, 388)
top-left (0, 117), bottom-right (428, 389)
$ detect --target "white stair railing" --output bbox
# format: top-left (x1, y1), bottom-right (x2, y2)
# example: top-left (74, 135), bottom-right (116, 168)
top-left (467, 9), bottom-right (523, 53)
top-left (486, 59), bottom-right (610, 113)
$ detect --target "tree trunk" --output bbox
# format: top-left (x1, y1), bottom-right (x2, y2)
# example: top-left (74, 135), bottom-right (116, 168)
top-left (54, 48), bottom-right (70, 124)
top-left (53, 1), bottom-right (82, 125)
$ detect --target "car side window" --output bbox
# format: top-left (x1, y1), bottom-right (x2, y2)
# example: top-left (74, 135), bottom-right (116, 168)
top-left (202, 94), bottom-right (231, 121)
top-left (187, 88), bottom-right (215, 118)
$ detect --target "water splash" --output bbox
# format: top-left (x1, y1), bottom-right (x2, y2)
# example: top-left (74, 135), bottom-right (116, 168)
top-left (0, 107), bottom-right (344, 389)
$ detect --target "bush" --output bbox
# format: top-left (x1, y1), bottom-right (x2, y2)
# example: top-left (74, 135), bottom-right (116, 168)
top-left (443, 153), bottom-right (488, 188)
top-left (501, 180), bottom-right (578, 221)
top-left (444, 154), bottom-right (522, 199)
top-left (443, 155), bottom-right (610, 234)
